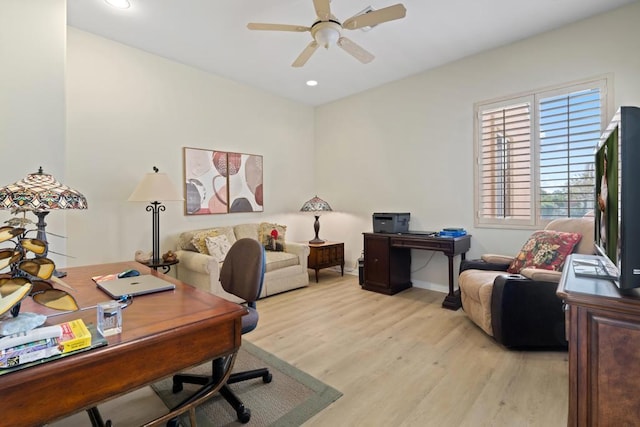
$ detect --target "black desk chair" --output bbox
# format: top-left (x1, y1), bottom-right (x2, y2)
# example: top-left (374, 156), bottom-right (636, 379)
top-left (171, 238), bottom-right (272, 424)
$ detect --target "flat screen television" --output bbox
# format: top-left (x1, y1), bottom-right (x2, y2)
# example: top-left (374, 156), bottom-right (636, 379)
top-left (594, 106), bottom-right (640, 291)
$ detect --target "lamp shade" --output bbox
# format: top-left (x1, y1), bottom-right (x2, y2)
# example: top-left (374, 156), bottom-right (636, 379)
top-left (300, 196), bottom-right (332, 213)
top-left (0, 167), bottom-right (87, 211)
top-left (128, 167), bottom-right (182, 265)
top-left (300, 196), bottom-right (332, 244)
top-left (128, 167), bottom-right (183, 202)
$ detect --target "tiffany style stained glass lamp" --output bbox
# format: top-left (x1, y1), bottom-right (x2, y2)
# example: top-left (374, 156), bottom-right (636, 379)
top-left (0, 167), bottom-right (87, 278)
top-left (300, 195), bottom-right (333, 244)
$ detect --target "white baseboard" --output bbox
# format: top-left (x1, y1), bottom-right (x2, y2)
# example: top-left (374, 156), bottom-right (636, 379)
top-left (328, 266), bottom-right (448, 295)
top-left (327, 266), bottom-right (357, 275)
top-left (409, 279), bottom-right (448, 295)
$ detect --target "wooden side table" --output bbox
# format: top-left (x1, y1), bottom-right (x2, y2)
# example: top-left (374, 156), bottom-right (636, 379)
top-left (307, 241), bottom-right (344, 283)
top-left (138, 259), bottom-right (179, 274)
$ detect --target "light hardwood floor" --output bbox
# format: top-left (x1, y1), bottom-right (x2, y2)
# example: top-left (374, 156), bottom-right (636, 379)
top-left (53, 271), bottom-right (568, 426)
top-left (248, 271), bottom-right (569, 427)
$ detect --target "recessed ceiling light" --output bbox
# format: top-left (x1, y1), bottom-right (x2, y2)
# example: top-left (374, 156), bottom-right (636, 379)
top-left (105, 0), bottom-right (131, 9)
top-left (306, 80), bottom-right (318, 87)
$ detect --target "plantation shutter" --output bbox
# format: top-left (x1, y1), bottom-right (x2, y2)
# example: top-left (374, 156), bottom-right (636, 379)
top-left (477, 99), bottom-right (533, 226)
top-left (475, 77), bottom-right (608, 229)
top-left (538, 88), bottom-right (601, 219)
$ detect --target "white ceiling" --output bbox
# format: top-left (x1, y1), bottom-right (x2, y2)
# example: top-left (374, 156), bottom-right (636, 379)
top-left (67, 0), bottom-right (635, 106)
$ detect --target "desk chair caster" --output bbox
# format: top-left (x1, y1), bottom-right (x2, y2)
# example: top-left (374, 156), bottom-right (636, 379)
top-left (165, 398), bottom-right (250, 425)
top-left (171, 368), bottom-right (272, 424)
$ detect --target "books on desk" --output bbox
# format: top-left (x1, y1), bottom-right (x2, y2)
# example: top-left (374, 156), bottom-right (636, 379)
top-left (439, 228), bottom-right (467, 237)
top-left (0, 319), bottom-right (93, 369)
top-left (58, 318), bottom-right (92, 353)
top-left (0, 338), bottom-right (60, 368)
top-left (91, 273), bottom-right (119, 284)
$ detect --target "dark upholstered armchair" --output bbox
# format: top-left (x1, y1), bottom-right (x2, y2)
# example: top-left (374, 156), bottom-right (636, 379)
top-left (458, 217), bottom-right (594, 349)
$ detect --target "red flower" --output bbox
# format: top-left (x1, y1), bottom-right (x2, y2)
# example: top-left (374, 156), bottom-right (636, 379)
top-left (271, 229), bottom-right (278, 239)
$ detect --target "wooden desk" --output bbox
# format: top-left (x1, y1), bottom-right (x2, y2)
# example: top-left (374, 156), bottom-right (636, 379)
top-left (0, 261), bottom-right (245, 427)
top-left (363, 233), bottom-right (471, 309)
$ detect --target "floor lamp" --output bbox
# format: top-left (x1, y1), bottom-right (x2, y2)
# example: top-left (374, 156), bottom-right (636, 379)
top-left (300, 195), bottom-right (333, 244)
top-left (128, 167), bottom-right (183, 265)
top-left (0, 167), bottom-right (88, 278)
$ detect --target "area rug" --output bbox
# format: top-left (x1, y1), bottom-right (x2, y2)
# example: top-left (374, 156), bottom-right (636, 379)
top-left (152, 341), bottom-right (342, 426)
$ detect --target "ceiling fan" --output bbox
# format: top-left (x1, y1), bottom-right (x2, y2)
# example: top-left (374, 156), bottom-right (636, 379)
top-left (247, 0), bottom-right (407, 67)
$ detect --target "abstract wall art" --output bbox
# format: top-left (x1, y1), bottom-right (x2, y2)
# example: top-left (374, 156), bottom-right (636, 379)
top-left (183, 147), bottom-right (263, 215)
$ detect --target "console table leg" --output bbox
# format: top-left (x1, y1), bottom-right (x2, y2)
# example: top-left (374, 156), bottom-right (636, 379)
top-left (442, 254), bottom-right (462, 310)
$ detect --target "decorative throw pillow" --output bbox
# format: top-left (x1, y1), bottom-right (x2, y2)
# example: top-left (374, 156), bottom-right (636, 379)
top-left (259, 222), bottom-right (286, 252)
top-left (191, 229), bottom-right (221, 254)
top-left (178, 231), bottom-right (198, 252)
top-left (265, 235), bottom-right (285, 252)
top-left (205, 234), bottom-right (232, 262)
top-left (507, 230), bottom-right (582, 274)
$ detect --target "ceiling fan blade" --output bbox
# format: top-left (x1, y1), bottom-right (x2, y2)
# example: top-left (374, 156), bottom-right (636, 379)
top-left (337, 37), bottom-right (374, 64)
top-left (247, 23), bottom-right (310, 32)
top-left (313, 0), bottom-right (332, 21)
top-left (342, 4), bottom-right (407, 30)
top-left (292, 41), bottom-right (319, 67)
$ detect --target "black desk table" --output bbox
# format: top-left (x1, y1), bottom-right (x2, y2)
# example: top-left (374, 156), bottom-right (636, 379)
top-left (363, 232), bottom-right (471, 309)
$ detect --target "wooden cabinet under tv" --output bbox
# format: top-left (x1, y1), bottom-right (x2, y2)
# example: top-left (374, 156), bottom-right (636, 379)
top-left (557, 254), bottom-right (640, 426)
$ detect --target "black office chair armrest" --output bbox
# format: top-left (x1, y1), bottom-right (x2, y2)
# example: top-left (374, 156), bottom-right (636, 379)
top-left (491, 275), bottom-right (567, 349)
top-left (460, 258), bottom-right (511, 273)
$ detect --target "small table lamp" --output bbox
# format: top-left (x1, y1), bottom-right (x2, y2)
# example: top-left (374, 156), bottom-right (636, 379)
top-left (128, 167), bottom-right (183, 265)
top-left (0, 167), bottom-right (88, 277)
top-left (300, 195), bottom-right (332, 244)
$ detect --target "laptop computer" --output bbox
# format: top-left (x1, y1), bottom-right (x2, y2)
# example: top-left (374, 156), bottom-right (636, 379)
top-left (96, 274), bottom-right (176, 299)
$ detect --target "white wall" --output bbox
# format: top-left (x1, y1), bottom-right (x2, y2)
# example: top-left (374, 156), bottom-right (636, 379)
top-left (315, 2), bottom-right (640, 292)
top-left (64, 28), bottom-right (316, 266)
top-left (3, 3), bottom-right (640, 291)
top-left (0, 1), bottom-right (68, 267)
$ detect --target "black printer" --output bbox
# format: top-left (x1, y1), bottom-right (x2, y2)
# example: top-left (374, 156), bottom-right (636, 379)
top-left (372, 213), bottom-right (410, 233)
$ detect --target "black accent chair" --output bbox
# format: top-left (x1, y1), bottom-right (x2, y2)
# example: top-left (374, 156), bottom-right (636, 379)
top-left (459, 258), bottom-right (568, 349)
top-left (458, 217), bottom-right (594, 349)
top-left (171, 238), bottom-right (272, 424)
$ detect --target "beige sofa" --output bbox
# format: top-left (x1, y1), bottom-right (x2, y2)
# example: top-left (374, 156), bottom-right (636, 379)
top-left (174, 223), bottom-right (309, 302)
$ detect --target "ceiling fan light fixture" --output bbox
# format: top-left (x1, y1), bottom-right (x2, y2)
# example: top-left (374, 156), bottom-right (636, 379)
top-left (247, 1), bottom-right (407, 67)
top-left (104, 0), bottom-right (131, 9)
top-left (315, 27), bottom-right (339, 48)
top-left (311, 22), bottom-right (341, 49)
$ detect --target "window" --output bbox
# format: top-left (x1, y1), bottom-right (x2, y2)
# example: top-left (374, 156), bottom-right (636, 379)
top-left (474, 77), bottom-right (610, 228)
